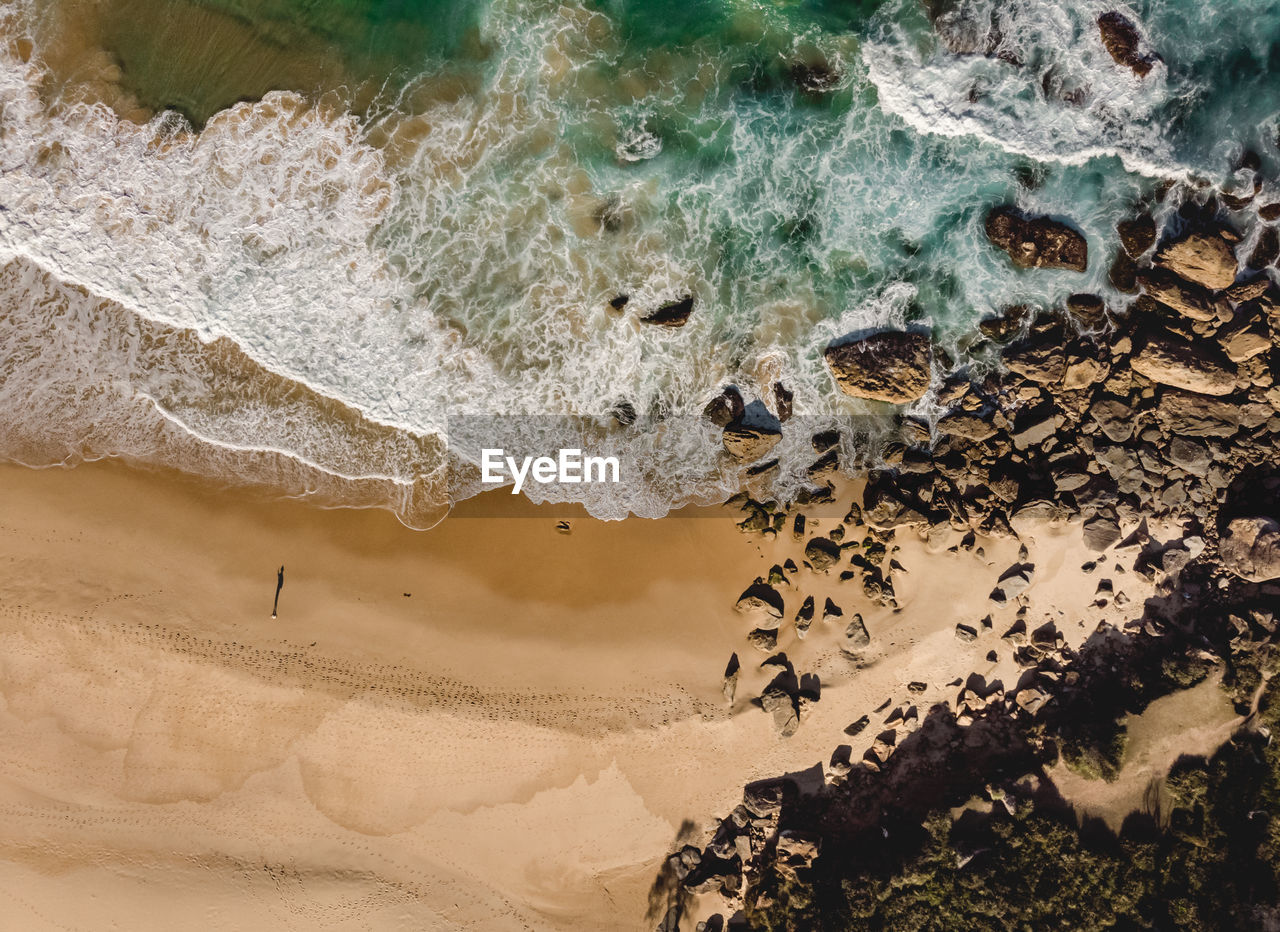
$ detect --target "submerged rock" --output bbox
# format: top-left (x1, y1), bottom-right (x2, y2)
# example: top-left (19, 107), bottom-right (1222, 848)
top-left (824, 329), bottom-right (932, 403)
top-left (985, 207), bottom-right (1088, 271)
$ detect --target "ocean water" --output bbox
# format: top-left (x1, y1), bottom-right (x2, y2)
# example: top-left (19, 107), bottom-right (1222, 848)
top-left (0, 0), bottom-right (1277, 523)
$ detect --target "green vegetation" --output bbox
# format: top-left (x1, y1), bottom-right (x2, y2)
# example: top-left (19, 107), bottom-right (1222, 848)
top-left (747, 679), bottom-right (1280, 931)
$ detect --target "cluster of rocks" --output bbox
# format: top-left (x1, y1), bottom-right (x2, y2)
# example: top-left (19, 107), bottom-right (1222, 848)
top-left (679, 191), bottom-right (1280, 927)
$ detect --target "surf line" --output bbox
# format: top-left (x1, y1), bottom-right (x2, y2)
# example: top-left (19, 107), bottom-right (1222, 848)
top-left (480, 448), bottom-right (620, 495)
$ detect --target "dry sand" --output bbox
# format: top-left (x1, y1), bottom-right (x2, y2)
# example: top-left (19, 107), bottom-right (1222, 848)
top-left (0, 461), bottom-right (1189, 929)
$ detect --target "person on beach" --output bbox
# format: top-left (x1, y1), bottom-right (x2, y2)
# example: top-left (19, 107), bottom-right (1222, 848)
top-left (272, 565), bottom-right (284, 618)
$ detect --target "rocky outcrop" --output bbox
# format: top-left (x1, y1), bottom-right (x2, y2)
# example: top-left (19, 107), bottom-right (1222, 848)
top-left (1155, 231), bottom-right (1238, 290)
top-left (1097, 11), bottom-right (1161, 77)
top-left (1139, 269), bottom-right (1221, 322)
top-left (825, 330), bottom-right (932, 403)
top-left (985, 207), bottom-right (1088, 271)
top-left (1220, 517), bottom-right (1280, 582)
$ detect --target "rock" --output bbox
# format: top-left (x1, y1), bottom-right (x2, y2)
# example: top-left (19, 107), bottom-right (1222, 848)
top-left (995, 563), bottom-right (1035, 600)
top-left (736, 582), bottom-right (784, 626)
top-left (956, 623), bottom-right (978, 642)
top-left (1218, 320), bottom-right (1272, 363)
top-left (773, 382), bottom-right (794, 422)
top-left (844, 613), bottom-right (870, 649)
top-left (1097, 11), bottom-right (1160, 77)
top-left (805, 537), bottom-right (842, 572)
top-left (1167, 437), bottom-right (1210, 476)
top-left (723, 653), bottom-right (740, 703)
top-left (1224, 277), bottom-right (1271, 306)
top-left (1155, 231), bottom-right (1238, 290)
top-left (742, 781), bottom-right (786, 821)
top-left (1155, 391), bottom-right (1242, 437)
top-left (822, 597), bottom-right (843, 622)
top-left (824, 330), bottom-right (933, 403)
top-left (1089, 397), bottom-right (1135, 442)
top-left (723, 400), bottom-right (783, 461)
top-left (938, 409), bottom-right (997, 441)
top-left (1131, 332), bottom-right (1238, 395)
top-left (1248, 227), bottom-right (1280, 270)
top-left (760, 684), bottom-right (799, 736)
top-left (1010, 409), bottom-right (1057, 450)
top-left (795, 596), bottom-right (815, 637)
top-left (1063, 356), bottom-right (1108, 390)
top-left (775, 831), bottom-right (821, 876)
top-left (1002, 337), bottom-right (1065, 384)
top-left (1220, 517), bottom-right (1280, 582)
top-left (608, 294), bottom-right (629, 312)
top-left (978, 305), bottom-right (1031, 342)
top-left (642, 295), bottom-right (694, 327)
top-left (747, 628), bottom-right (779, 652)
top-left (1083, 513), bottom-right (1122, 551)
top-left (1066, 292), bottom-right (1107, 328)
top-left (985, 207), bottom-right (1088, 271)
top-left (1117, 214), bottom-right (1157, 258)
top-left (1138, 269), bottom-right (1220, 322)
top-left (789, 60), bottom-right (842, 93)
top-left (703, 386), bottom-right (745, 428)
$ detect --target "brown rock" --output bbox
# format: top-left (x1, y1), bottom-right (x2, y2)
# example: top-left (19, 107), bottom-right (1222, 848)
top-left (1155, 391), bottom-right (1242, 437)
top-left (1155, 231), bottom-right (1238, 290)
top-left (1131, 332), bottom-right (1238, 395)
top-left (938, 410), bottom-right (997, 441)
top-left (985, 207), bottom-right (1088, 271)
top-left (825, 330), bottom-right (932, 403)
top-left (1002, 337), bottom-right (1065, 384)
top-left (1220, 517), bottom-right (1280, 582)
top-left (1117, 214), bottom-right (1157, 257)
top-left (1097, 12), bottom-right (1160, 77)
top-left (1138, 269), bottom-right (1220, 321)
top-left (722, 400), bottom-right (782, 461)
top-left (641, 295), bottom-right (694, 327)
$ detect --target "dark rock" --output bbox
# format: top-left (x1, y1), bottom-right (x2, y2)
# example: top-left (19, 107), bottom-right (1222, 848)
top-left (985, 207), bottom-right (1088, 271)
top-left (736, 582), bottom-right (784, 625)
top-left (805, 537), bottom-right (842, 572)
top-left (956, 623), bottom-right (978, 642)
top-left (773, 382), bottom-right (794, 422)
top-left (1097, 12), bottom-right (1160, 77)
top-left (1247, 227), bottom-right (1280, 271)
top-left (1065, 292), bottom-right (1107, 328)
top-left (703, 386), bottom-right (745, 428)
top-left (1167, 437), bottom-right (1210, 476)
top-left (642, 295), bottom-right (695, 327)
top-left (608, 294), bottom-right (630, 311)
top-left (1117, 214), bottom-right (1157, 258)
top-left (1083, 513), bottom-right (1122, 551)
top-left (824, 329), bottom-right (933, 403)
top-left (789, 60), bottom-right (842, 93)
top-left (978, 304), bottom-right (1031, 342)
top-left (1089, 397), bottom-right (1135, 443)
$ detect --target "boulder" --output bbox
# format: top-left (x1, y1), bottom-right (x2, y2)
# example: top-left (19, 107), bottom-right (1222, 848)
top-left (1167, 437), bottom-right (1210, 476)
top-left (1083, 513), bottom-right (1122, 551)
top-left (1131, 332), bottom-right (1237, 395)
top-left (985, 207), bottom-right (1088, 271)
top-left (723, 400), bottom-right (783, 460)
top-left (1155, 391), bottom-right (1242, 437)
top-left (1117, 215), bottom-right (1157, 258)
top-left (824, 330), bottom-right (932, 403)
top-left (736, 583), bottom-right (784, 626)
top-left (844, 613), bottom-right (871, 649)
top-left (1089, 397), bottom-right (1135, 442)
top-left (760, 684), bottom-right (800, 736)
top-left (805, 536), bottom-right (842, 572)
top-left (775, 831), bottom-right (821, 876)
top-left (703, 386), bottom-right (745, 428)
top-left (1002, 337), bottom-right (1065, 384)
top-left (641, 295), bottom-right (694, 327)
top-left (938, 409), bottom-right (997, 441)
top-left (1138, 269), bottom-right (1220, 322)
top-left (1155, 231), bottom-right (1238, 290)
top-left (1220, 517), bottom-right (1280, 582)
top-left (1097, 12), bottom-right (1161, 77)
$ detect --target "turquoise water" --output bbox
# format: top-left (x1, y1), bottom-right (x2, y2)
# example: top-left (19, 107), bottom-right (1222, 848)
top-left (0, 0), bottom-right (1277, 521)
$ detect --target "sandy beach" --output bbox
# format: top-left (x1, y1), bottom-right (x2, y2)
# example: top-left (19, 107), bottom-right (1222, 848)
top-left (0, 458), bottom-right (1174, 930)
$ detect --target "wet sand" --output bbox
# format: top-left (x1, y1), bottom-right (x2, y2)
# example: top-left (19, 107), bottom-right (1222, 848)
top-left (0, 461), bottom-right (1161, 929)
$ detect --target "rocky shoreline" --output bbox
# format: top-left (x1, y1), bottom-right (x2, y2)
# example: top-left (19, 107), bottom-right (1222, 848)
top-left (661, 189), bottom-right (1280, 930)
